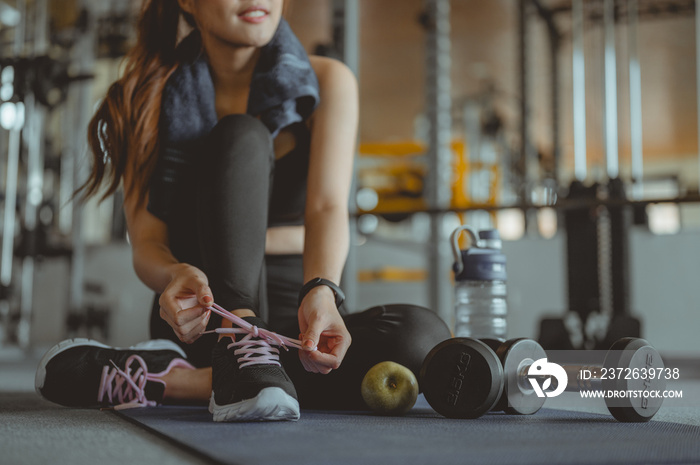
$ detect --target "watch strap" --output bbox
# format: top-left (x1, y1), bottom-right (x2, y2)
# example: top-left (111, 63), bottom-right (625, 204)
top-left (298, 277), bottom-right (345, 309)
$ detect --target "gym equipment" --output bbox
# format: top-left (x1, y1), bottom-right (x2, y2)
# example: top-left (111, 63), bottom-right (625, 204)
top-left (420, 338), bottom-right (503, 419)
top-left (423, 336), bottom-right (666, 422)
top-left (1, 0), bottom-right (26, 348)
top-left (572, 0), bottom-right (586, 182)
top-left (480, 337), bottom-right (546, 415)
top-left (0, 56), bottom-right (93, 109)
top-left (423, 0), bottom-right (453, 325)
top-left (539, 179), bottom-right (642, 351)
top-left (535, 0), bottom-right (640, 351)
top-left (490, 337), bottom-right (666, 422)
top-left (697, 0), bottom-right (700, 193)
top-left (628, 0), bottom-right (643, 200)
top-left (1, 0), bottom-right (96, 349)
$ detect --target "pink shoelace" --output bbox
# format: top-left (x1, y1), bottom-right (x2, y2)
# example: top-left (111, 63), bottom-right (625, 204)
top-left (203, 303), bottom-right (311, 368)
top-left (97, 356), bottom-right (194, 410)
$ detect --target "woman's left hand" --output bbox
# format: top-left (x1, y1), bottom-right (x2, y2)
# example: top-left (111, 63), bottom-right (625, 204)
top-left (298, 285), bottom-right (352, 374)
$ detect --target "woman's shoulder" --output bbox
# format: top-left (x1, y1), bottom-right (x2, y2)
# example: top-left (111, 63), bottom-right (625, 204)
top-left (308, 56), bottom-right (357, 93)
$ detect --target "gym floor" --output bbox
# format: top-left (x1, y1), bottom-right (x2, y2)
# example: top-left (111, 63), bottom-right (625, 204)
top-left (2, 349), bottom-right (699, 465)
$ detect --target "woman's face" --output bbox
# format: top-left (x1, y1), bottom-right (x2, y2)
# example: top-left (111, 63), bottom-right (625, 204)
top-left (179, 0), bottom-right (283, 48)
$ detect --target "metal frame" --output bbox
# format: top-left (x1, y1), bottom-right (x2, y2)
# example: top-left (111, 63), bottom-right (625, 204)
top-left (424, 0), bottom-right (453, 323)
top-left (572, 0), bottom-right (587, 182)
top-left (529, 0), bottom-right (695, 188)
top-left (697, 0), bottom-right (700, 192)
top-left (16, 0), bottom-right (51, 349)
top-left (603, 0), bottom-right (620, 180)
top-left (0, 0), bottom-right (26, 348)
top-left (0, 0), bottom-right (99, 350)
top-left (547, 0), bottom-right (695, 21)
top-left (628, 0), bottom-right (644, 199)
top-left (518, 0), bottom-right (534, 194)
top-left (1, 0), bottom-right (25, 290)
top-left (67, 0), bottom-right (97, 336)
top-left (531, 0), bottom-right (563, 183)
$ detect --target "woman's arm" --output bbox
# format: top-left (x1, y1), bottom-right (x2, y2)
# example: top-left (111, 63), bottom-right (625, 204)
top-left (123, 191), bottom-right (213, 343)
top-left (297, 56), bottom-right (358, 373)
top-left (303, 57), bottom-right (358, 283)
top-left (123, 195), bottom-right (180, 293)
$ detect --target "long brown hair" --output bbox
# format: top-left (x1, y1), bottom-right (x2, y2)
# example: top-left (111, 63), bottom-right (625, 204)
top-left (80, 0), bottom-right (192, 207)
top-left (80, 0), bottom-right (291, 207)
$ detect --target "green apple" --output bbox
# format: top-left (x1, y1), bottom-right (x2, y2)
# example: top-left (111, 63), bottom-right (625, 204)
top-left (361, 361), bottom-right (419, 415)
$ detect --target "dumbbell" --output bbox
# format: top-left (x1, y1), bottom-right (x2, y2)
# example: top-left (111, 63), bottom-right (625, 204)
top-left (418, 337), bottom-right (531, 419)
top-left (421, 337), bottom-right (666, 422)
top-left (479, 337), bottom-right (547, 415)
top-left (419, 338), bottom-right (504, 419)
top-left (491, 337), bottom-right (666, 422)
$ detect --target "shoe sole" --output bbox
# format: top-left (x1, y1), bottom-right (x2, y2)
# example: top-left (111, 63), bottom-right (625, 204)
top-left (35, 338), bottom-right (187, 396)
top-left (209, 387), bottom-right (300, 422)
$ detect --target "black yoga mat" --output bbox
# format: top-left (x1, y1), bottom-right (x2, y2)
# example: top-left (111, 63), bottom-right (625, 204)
top-left (116, 395), bottom-right (700, 465)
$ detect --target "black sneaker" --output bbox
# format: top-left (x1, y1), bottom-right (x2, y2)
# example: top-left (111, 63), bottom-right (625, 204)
top-left (36, 338), bottom-right (195, 409)
top-left (210, 316), bottom-right (300, 422)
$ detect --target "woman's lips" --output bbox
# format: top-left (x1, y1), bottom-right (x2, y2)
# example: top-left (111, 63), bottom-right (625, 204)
top-left (238, 7), bottom-right (269, 24)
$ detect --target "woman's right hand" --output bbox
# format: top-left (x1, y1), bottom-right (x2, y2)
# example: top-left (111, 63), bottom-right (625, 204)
top-left (158, 263), bottom-right (214, 344)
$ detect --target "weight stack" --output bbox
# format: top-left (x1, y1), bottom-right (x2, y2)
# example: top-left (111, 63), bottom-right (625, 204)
top-left (539, 179), bottom-right (641, 350)
top-left (566, 180), bottom-right (602, 321)
top-left (539, 180), bottom-right (601, 350)
top-left (601, 177), bottom-right (640, 349)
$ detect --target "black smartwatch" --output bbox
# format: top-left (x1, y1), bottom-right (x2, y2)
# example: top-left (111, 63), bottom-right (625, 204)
top-left (298, 277), bottom-right (345, 309)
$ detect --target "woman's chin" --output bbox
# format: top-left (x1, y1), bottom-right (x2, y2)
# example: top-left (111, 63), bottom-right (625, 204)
top-left (206, 26), bottom-right (278, 49)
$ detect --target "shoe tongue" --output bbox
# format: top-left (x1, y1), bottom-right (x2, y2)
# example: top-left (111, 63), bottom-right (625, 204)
top-left (144, 380), bottom-right (165, 403)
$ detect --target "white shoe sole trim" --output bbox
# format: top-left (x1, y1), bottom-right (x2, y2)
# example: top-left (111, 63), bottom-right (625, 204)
top-left (35, 338), bottom-right (187, 395)
top-left (209, 387), bottom-right (300, 422)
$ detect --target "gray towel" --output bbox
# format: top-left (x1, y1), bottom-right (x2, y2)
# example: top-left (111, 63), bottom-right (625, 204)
top-left (149, 19), bottom-right (319, 221)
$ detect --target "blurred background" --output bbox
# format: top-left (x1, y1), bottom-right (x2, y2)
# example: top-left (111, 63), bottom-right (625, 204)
top-left (0, 0), bottom-right (698, 360)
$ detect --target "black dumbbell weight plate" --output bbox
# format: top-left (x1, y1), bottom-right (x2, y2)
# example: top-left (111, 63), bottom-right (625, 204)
top-left (420, 338), bottom-right (503, 419)
top-left (602, 338), bottom-right (666, 422)
top-left (480, 338), bottom-right (505, 353)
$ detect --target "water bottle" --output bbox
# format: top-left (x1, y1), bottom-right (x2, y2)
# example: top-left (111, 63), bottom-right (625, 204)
top-left (450, 225), bottom-right (507, 339)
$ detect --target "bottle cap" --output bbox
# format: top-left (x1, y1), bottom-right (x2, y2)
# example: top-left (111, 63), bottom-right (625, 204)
top-left (453, 229), bottom-right (506, 282)
top-left (478, 230), bottom-right (502, 250)
top-left (478, 230), bottom-right (500, 240)
top-left (454, 248), bottom-right (507, 282)
top-left (451, 226), bottom-right (507, 282)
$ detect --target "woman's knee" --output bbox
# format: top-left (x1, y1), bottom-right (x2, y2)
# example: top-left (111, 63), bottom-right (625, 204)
top-left (202, 114), bottom-right (274, 173)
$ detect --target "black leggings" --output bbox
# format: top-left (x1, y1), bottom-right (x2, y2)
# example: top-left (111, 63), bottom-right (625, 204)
top-left (149, 115), bottom-right (451, 409)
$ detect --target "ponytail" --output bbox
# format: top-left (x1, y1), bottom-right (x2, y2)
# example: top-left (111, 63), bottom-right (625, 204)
top-left (79, 0), bottom-right (185, 207)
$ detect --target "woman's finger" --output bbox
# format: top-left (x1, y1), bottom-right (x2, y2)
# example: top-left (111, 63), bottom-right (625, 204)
top-left (180, 313), bottom-right (210, 344)
top-left (301, 313), bottom-right (326, 351)
top-left (196, 283), bottom-right (214, 307)
top-left (173, 305), bottom-right (207, 326)
top-left (159, 306), bottom-right (175, 327)
top-left (329, 334), bottom-right (351, 362)
top-left (298, 351), bottom-right (320, 373)
top-left (177, 309), bottom-right (208, 336)
top-left (306, 349), bottom-right (340, 372)
top-left (160, 292), bottom-right (185, 320)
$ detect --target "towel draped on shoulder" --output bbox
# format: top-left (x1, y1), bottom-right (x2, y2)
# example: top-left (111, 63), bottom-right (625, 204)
top-left (148, 19), bottom-right (319, 221)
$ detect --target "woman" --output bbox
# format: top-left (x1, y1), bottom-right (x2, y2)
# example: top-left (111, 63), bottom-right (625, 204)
top-left (36, 0), bottom-right (450, 422)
